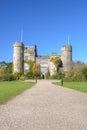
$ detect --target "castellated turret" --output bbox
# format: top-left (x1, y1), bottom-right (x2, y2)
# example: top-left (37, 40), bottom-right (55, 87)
top-left (13, 42), bottom-right (24, 73)
top-left (61, 45), bottom-right (72, 71)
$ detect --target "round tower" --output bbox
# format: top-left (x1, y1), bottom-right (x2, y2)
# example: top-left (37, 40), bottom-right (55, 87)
top-left (61, 45), bottom-right (72, 71)
top-left (13, 42), bottom-right (24, 73)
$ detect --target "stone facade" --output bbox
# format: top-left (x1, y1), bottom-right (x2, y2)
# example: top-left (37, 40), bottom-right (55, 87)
top-left (36, 56), bottom-right (50, 78)
top-left (13, 42), bottom-right (72, 76)
top-left (24, 45), bottom-right (37, 61)
top-left (13, 42), bottom-right (24, 73)
top-left (61, 45), bottom-right (72, 71)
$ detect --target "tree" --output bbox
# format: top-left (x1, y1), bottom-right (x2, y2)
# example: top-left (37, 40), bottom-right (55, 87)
top-left (0, 67), bottom-right (6, 76)
top-left (50, 55), bottom-right (62, 72)
top-left (0, 62), bottom-right (14, 81)
top-left (26, 60), bottom-right (34, 72)
top-left (81, 64), bottom-right (87, 81)
top-left (32, 63), bottom-right (40, 73)
top-left (65, 61), bottom-right (87, 81)
top-left (32, 63), bottom-right (41, 79)
top-left (5, 62), bottom-right (13, 74)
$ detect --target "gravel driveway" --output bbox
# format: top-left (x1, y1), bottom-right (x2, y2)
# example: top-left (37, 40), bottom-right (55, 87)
top-left (0, 80), bottom-right (87, 130)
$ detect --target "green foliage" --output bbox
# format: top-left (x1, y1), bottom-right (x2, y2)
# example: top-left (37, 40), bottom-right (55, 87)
top-left (63, 77), bottom-right (74, 82)
top-left (50, 55), bottom-right (62, 72)
top-left (0, 81), bottom-right (35, 104)
top-left (32, 63), bottom-right (40, 73)
top-left (26, 60), bottom-right (34, 72)
top-left (0, 62), bottom-right (14, 81)
top-left (65, 62), bottom-right (87, 81)
top-left (0, 74), bottom-right (15, 81)
top-left (25, 60), bottom-right (41, 79)
top-left (0, 62), bottom-right (13, 75)
top-left (26, 71), bottom-right (41, 79)
top-left (49, 73), bottom-right (65, 80)
top-left (5, 74), bottom-right (14, 81)
top-left (26, 71), bottom-right (34, 79)
top-left (0, 67), bottom-right (6, 75)
top-left (5, 62), bottom-right (13, 74)
top-left (20, 75), bottom-right (28, 80)
top-left (81, 64), bottom-right (87, 80)
top-left (13, 72), bottom-right (23, 79)
top-left (0, 74), bottom-right (6, 81)
top-left (33, 72), bottom-right (41, 79)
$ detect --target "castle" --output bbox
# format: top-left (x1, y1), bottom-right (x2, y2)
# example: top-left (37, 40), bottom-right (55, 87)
top-left (13, 42), bottom-right (72, 77)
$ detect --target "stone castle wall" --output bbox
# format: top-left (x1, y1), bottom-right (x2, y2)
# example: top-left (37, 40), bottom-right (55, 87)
top-left (61, 45), bottom-right (72, 71)
top-left (24, 46), bottom-right (36, 61)
top-left (13, 42), bottom-right (24, 73)
top-left (13, 42), bottom-right (72, 75)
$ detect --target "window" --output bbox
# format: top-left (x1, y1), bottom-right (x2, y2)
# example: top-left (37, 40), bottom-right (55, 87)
top-left (24, 56), bottom-right (28, 61)
top-left (40, 60), bottom-right (48, 65)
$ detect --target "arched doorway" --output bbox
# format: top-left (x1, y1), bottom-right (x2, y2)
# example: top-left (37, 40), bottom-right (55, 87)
top-left (41, 73), bottom-right (46, 79)
top-left (42, 74), bottom-right (44, 79)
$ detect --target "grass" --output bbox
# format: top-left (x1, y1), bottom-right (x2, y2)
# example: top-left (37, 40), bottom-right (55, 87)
top-left (0, 81), bottom-right (35, 104)
top-left (53, 82), bottom-right (87, 93)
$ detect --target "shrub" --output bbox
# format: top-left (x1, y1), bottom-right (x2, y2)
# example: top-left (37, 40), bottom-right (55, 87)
top-left (0, 74), bottom-right (15, 81)
top-left (26, 71), bottom-right (34, 79)
top-left (6, 74), bottom-right (14, 81)
top-left (20, 75), bottom-right (28, 80)
top-left (49, 73), bottom-right (65, 80)
top-left (0, 74), bottom-right (6, 81)
top-left (63, 77), bottom-right (73, 82)
top-left (13, 72), bottom-right (23, 80)
top-left (33, 72), bottom-right (41, 79)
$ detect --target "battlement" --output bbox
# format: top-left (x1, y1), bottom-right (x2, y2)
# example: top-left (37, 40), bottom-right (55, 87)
top-left (14, 42), bottom-right (24, 47)
top-left (13, 42), bottom-right (72, 74)
top-left (61, 45), bottom-right (72, 51)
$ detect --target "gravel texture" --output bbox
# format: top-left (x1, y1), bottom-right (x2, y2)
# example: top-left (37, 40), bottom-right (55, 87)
top-left (0, 80), bottom-right (87, 130)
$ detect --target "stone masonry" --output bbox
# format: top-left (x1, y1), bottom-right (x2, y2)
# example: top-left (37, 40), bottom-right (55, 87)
top-left (13, 42), bottom-right (72, 76)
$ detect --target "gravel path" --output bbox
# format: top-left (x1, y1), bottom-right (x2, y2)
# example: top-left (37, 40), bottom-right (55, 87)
top-left (0, 80), bottom-right (87, 130)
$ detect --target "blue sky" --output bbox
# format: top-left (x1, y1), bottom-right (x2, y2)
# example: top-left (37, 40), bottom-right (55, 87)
top-left (0, 0), bottom-right (87, 63)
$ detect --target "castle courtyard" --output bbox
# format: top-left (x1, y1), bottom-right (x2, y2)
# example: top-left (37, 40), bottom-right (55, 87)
top-left (0, 80), bottom-right (87, 130)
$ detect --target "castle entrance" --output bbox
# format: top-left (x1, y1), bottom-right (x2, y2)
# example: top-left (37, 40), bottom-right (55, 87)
top-left (40, 67), bottom-right (48, 79)
top-left (42, 74), bottom-right (44, 79)
top-left (41, 73), bottom-right (46, 79)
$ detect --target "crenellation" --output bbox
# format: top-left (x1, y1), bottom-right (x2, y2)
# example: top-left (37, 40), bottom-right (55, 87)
top-left (13, 42), bottom-right (72, 76)
top-left (61, 45), bottom-right (72, 71)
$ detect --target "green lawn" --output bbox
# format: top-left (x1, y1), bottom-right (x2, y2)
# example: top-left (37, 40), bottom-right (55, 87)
top-left (0, 81), bottom-right (35, 104)
top-left (53, 82), bottom-right (87, 93)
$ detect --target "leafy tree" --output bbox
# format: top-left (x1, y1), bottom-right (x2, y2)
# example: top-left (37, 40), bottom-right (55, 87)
top-left (25, 71), bottom-right (34, 79)
top-left (25, 60), bottom-right (41, 79)
top-left (32, 63), bottom-right (40, 73)
top-left (0, 67), bottom-right (6, 75)
top-left (26, 60), bottom-right (34, 72)
top-left (50, 55), bottom-right (62, 72)
top-left (5, 62), bottom-right (13, 74)
top-left (81, 64), bottom-right (87, 80)
top-left (65, 61), bottom-right (87, 81)
top-left (72, 61), bottom-right (84, 73)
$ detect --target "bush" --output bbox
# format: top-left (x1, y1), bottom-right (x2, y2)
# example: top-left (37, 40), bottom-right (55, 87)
top-left (63, 77), bottom-right (74, 82)
top-left (25, 71), bottom-right (41, 79)
top-left (49, 74), bottom-right (65, 80)
top-left (33, 72), bottom-right (41, 79)
top-left (0, 74), bottom-right (6, 81)
top-left (13, 72), bottom-right (23, 78)
top-left (5, 74), bottom-right (14, 81)
top-left (26, 71), bottom-right (34, 79)
top-left (0, 74), bottom-right (15, 81)
top-left (20, 75), bottom-right (28, 80)
top-left (13, 72), bottom-right (24, 80)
